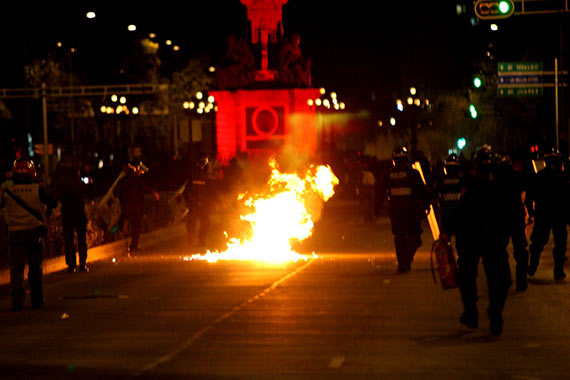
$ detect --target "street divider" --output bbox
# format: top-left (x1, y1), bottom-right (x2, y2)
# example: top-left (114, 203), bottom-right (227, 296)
top-left (0, 223), bottom-right (186, 286)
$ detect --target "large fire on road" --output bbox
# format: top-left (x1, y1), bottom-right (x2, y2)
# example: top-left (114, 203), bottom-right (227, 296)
top-left (190, 159), bottom-right (339, 263)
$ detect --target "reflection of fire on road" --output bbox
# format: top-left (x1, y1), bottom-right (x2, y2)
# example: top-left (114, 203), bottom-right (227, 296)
top-left (190, 158), bottom-right (339, 263)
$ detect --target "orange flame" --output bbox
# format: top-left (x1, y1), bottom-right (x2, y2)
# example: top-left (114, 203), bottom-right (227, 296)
top-left (191, 159), bottom-right (339, 263)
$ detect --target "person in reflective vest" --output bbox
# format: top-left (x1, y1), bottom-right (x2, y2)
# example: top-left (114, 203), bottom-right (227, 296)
top-left (379, 147), bottom-right (430, 272)
top-left (1, 159), bottom-right (57, 311)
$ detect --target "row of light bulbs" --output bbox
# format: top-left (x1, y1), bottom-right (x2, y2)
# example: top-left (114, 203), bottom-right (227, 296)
top-left (100, 105), bottom-right (139, 115)
top-left (307, 88), bottom-right (346, 110)
top-left (182, 91), bottom-right (217, 114)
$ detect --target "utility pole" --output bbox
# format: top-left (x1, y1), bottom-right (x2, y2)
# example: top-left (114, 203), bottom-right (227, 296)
top-left (41, 83), bottom-right (49, 176)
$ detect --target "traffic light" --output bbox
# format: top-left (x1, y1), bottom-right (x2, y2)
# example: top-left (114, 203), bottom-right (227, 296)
top-left (473, 76), bottom-right (482, 88)
top-left (474, 0), bottom-right (514, 20)
top-left (469, 104), bottom-right (478, 119)
top-left (457, 138), bottom-right (467, 150)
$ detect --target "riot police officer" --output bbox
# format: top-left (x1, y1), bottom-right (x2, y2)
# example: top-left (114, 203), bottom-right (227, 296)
top-left (379, 147), bottom-right (430, 272)
top-left (184, 155), bottom-right (216, 247)
top-left (525, 148), bottom-right (569, 280)
top-left (1, 159), bottom-right (57, 311)
top-left (435, 153), bottom-right (464, 241)
top-left (455, 146), bottom-right (521, 335)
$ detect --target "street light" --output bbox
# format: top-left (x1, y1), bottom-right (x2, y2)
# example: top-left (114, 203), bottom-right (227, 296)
top-left (86, 11), bottom-right (96, 19)
top-left (410, 87), bottom-right (417, 95)
top-left (396, 99), bottom-right (404, 112)
top-left (128, 25), bottom-right (137, 32)
top-left (390, 117), bottom-right (396, 126)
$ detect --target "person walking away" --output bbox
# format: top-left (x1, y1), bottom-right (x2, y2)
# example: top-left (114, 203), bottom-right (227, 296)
top-left (378, 147), bottom-right (430, 272)
top-left (1, 159), bottom-right (57, 311)
top-left (455, 146), bottom-right (519, 335)
top-left (504, 153), bottom-right (531, 291)
top-left (525, 149), bottom-right (569, 280)
top-left (115, 159), bottom-right (159, 253)
top-left (51, 156), bottom-right (89, 273)
top-left (434, 153), bottom-right (464, 243)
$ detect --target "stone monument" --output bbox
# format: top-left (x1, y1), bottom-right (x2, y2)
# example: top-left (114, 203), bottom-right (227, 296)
top-left (212, 0), bottom-right (319, 165)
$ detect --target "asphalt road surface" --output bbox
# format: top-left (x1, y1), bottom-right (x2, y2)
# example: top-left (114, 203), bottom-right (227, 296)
top-left (1, 200), bottom-right (570, 379)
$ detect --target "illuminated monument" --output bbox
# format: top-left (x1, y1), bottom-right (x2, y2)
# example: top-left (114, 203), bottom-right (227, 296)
top-left (211, 0), bottom-right (320, 164)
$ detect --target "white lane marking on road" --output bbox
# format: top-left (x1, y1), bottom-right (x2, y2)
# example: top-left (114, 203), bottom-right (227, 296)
top-left (128, 259), bottom-right (316, 379)
top-left (328, 356), bottom-right (346, 368)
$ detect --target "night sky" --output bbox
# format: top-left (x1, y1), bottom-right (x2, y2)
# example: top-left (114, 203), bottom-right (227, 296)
top-left (0, 1), bottom-right (566, 110)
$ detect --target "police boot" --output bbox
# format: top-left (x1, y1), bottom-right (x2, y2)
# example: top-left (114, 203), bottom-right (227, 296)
top-left (488, 309), bottom-right (503, 336)
top-left (460, 309), bottom-right (478, 329)
top-left (528, 254), bottom-right (540, 276)
top-left (516, 265), bottom-right (528, 292)
top-left (554, 267), bottom-right (566, 281)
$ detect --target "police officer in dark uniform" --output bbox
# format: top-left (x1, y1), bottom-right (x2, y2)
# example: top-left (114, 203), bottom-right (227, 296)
top-left (455, 146), bottom-right (522, 335)
top-left (379, 147), bottom-right (430, 272)
top-left (504, 153), bottom-right (531, 291)
top-left (435, 153), bottom-right (464, 242)
top-left (1, 159), bottom-right (57, 311)
top-left (525, 148), bottom-right (569, 280)
top-left (184, 155), bottom-right (216, 247)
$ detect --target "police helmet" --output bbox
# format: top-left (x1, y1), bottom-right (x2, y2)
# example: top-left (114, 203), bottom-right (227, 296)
top-left (196, 156), bottom-right (210, 171)
top-left (544, 148), bottom-right (563, 171)
top-left (392, 146), bottom-right (409, 167)
top-left (472, 145), bottom-right (496, 174)
top-left (444, 153), bottom-right (459, 166)
top-left (12, 159), bottom-right (37, 181)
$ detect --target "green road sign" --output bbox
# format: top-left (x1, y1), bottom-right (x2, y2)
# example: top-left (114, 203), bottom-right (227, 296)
top-left (498, 87), bottom-right (544, 96)
top-left (498, 62), bottom-right (543, 73)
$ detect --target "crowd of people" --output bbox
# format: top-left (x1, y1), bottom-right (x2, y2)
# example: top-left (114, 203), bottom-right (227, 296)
top-left (2, 143), bottom-right (569, 339)
top-left (0, 147), bottom-right (248, 312)
top-left (360, 144), bottom-right (569, 336)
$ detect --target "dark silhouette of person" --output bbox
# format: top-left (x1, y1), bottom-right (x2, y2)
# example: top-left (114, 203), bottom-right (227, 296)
top-left (455, 146), bottom-right (522, 336)
top-left (115, 159), bottom-right (159, 252)
top-left (525, 149), bottom-right (569, 280)
top-left (184, 155), bottom-right (216, 247)
top-left (51, 155), bottom-right (89, 272)
top-left (378, 147), bottom-right (430, 272)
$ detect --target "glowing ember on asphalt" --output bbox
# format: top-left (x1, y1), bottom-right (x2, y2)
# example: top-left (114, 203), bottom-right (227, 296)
top-left (191, 158), bottom-right (338, 263)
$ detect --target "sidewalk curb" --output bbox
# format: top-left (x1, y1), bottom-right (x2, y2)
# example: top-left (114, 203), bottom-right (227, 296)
top-left (0, 223), bottom-right (186, 286)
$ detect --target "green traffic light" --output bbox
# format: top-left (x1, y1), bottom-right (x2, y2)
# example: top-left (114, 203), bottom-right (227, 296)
top-left (469, 104), bottom-right (478, 119)
top-left (473, 77), bottom-right (482, 88)
top-left (499, 0), bottom-right (512, 14)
